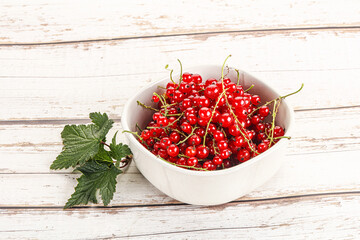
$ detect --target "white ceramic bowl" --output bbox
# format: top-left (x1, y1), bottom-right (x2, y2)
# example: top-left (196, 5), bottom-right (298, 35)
top-left (122, 65), bottom-right (294, 205)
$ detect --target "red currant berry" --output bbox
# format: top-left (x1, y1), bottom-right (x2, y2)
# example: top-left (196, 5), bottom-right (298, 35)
top-left (259, 106), bottom-right (270, 117)
top-left (185, 146), bottom-right (197, 157)
top-left (196, 145), bottom-right (209, 159)
top-left (213, 156), bottom-right (223, 165)
top-left (213, 130), bottom-right (225, 141)
top-left (167, 144), bottom-right (180, 157)
top-left (180, 122), bottom-right (192, 134)
top-left (198, 107), bottom-right (212, 120)
top-left (273, 126), bottom-right (285, 137)
top-left (237, 149), bottom-right (250, 162)
top-left (257, 142), bottom-right (269, 153)
top-left (217, 140), bottom-right (228, 151)
top-left (187, 157), bottom-right (198, 166)
top-left (204, 85), bottom-right (220, 100)
top-left (160, 137), bottom-right (171, 149)
top-left (169, 132), bottom-right (180, 143)
top-left (182, 72), bottom-right (193, 83)
top-left (188, 134), bottom-right (201, 146)
top-left (251, 95), bottom-right (261, 105)
top-left (219, 113), bottom-right (234, 128)
top-left (192, 74), bottom-right (202, 84)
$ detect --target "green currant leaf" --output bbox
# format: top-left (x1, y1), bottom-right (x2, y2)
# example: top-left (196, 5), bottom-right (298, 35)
top-left (110, 132), bottom-right (132, 161)
top-left (94, 147), bottom-right (113, 163)
top-left (64, 161), bottom-right (122, 209)
top-left (50, 113), bottom-right (114, 170)
top-left (89, 112), bottom-right (114, 140)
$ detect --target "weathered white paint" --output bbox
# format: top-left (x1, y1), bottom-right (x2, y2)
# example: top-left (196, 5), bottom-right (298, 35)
top-left (1, 195), bottom-right (360, 239)
top-left (1, 1), bottom-right (360, 238)
top-left (0, 0), bottom-right (359, 44)
top-left (1, 30), bottom-right (360, 120)
top-left (1, 151), bottom-right (360, 207)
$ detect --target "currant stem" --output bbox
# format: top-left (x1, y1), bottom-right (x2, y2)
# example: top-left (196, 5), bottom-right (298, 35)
top-left (177, 59), bottom-right (183, 84)
top-left (244, 84), bottom-right (254, 92)
top-left (235, 68), bottom-right (240, 85)
top-left (137, 101), bottom-right (158, 112)
top-left (177, 126), bottom-right (198, 145)
top-left (100, 141), bottom-right (110, 148)
top-left (249, 83), bottom-right (304, 117)
top-left (158, 156), bottom-right (208, 171)
top-left (221, 55), bottom-right (232, 80)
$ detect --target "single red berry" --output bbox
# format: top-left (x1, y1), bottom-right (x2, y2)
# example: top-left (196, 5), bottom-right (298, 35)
top-left (213, 130), bottom-right (225, 141)
top-left (213, 156), bottom-right (223, 165)
top-left (167, 144), bottom-right (180, 157)
top-left (237, 149), bottom-right (250, 162)
top-left (185, 146), bottom-right (197, 157)
top-left (195, 128), bottom-right (206, 137)
top-left (223, 159), bottom-right (232, 168)
top-left (219, 113), bottom-right (234, 128)
top-left (273, 126), bottom-right (285, 137)
top-left (180, 122), bottom-right (192, 134)
top-left (169, 132), bottom-right (180, 143)
top-left (188, 134), bottom-right (201, 146)
top-left (182, 72), bottom-right (193, 83)
top-left (257, 142), bottom-right (269, 153)
top-left (187, 157), bottom-right (198, 166)
top-left (152, 95), bottom-right (160, 103)
top-left (192, 74), bottom-right (202, 84)
top-left (157, 116), bottom-right (169, 127)
top-left (219, 149), bottom-right (231, 159)
top-left (196, 145), bottom-right (209, 159)
top-left (158, 148), bottom-right (168, 159)
top-left (204, 85), bottom-right (220, 100)
top-left (259, 106), bottom-right (270, 117)
top-left (251, 95), bottom-right (261, 105)
top-left (198, 107), bottom-right (212, 120)
top-left (205, 78), bottom-right (217, 87)
top-left (140, 130), bottom-right (151, 140)
top-left (160, 137), bottom-right (171, 149)
top-left (217, 140), bottom-right (228, 151)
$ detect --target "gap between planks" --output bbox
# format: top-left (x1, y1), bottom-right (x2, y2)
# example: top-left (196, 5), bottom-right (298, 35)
top-left (1, 105), bottom-right (360, 125)
top-left (0, 26), bottom-right (359, 47)
top-left (1, 191), bottom-right (359, 210)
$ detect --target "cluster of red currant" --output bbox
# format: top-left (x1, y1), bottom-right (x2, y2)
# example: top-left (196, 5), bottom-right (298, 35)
top-left (137, 71), bottom-right (286, 171)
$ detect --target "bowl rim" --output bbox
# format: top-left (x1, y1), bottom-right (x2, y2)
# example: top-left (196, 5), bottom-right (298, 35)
top-left (122, 64), bottom-right (295, 176)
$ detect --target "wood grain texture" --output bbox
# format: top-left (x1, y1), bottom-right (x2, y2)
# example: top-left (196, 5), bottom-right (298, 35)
top-left (1, 195), bottom-right (360, 239)
top-left (1, 106), bottom-right (359, 173)
top-left (1, 150), bottom-right (360, 207)
top-left (0, 0), bottom-right (359, 44)
top-left (1, 29), bottom-right (360, 120)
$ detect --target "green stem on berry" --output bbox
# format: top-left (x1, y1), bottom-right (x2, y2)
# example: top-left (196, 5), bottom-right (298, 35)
top-left (268, 99), bottom-right (278, 146)
top-left (135, 123), bottom-right (143, 133)
top-left (177, 126), bottom-right (198, 145)
top-left (234, 68), bottom-right (240, 85)
top-left (165, 64), bottom-right (176, 85)
top-left (202, 91), bottom-right (226, 146)
top-left (249, 83), bottom-right (304, 117)
top-left (244, 84), bottom-right (254, 92)
top-left (221, 55), bottom-right (232, 80)
top-left (177, 59), bottom-right (183, 85)
top-left (137, 100), bottom-right (158, 112)
top-left (122, 130), bottom-right (144, 142)
top-left (274, 135), bottom-right (291, 140)
top-left (158, 156), bottom-right (208, 171)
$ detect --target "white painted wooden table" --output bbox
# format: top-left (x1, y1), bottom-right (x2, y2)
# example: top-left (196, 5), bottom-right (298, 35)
top-left (1, 1), bottom-right (360, 239)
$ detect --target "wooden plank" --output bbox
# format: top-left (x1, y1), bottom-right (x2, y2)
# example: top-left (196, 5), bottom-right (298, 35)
top-left (1, 150), bottom-right (360, 207)
top-left (1, 107), bottom-right (359, 171)
top-left (0, 0), bottom-right (359, 44)
top-left (0, 29), bottom-right (360, 120)
top-left (0, 194), bottom-right (359, 239)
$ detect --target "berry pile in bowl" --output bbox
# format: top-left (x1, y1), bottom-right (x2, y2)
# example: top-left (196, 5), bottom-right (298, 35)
top-left (122, 59), bottom-right (301, 205)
